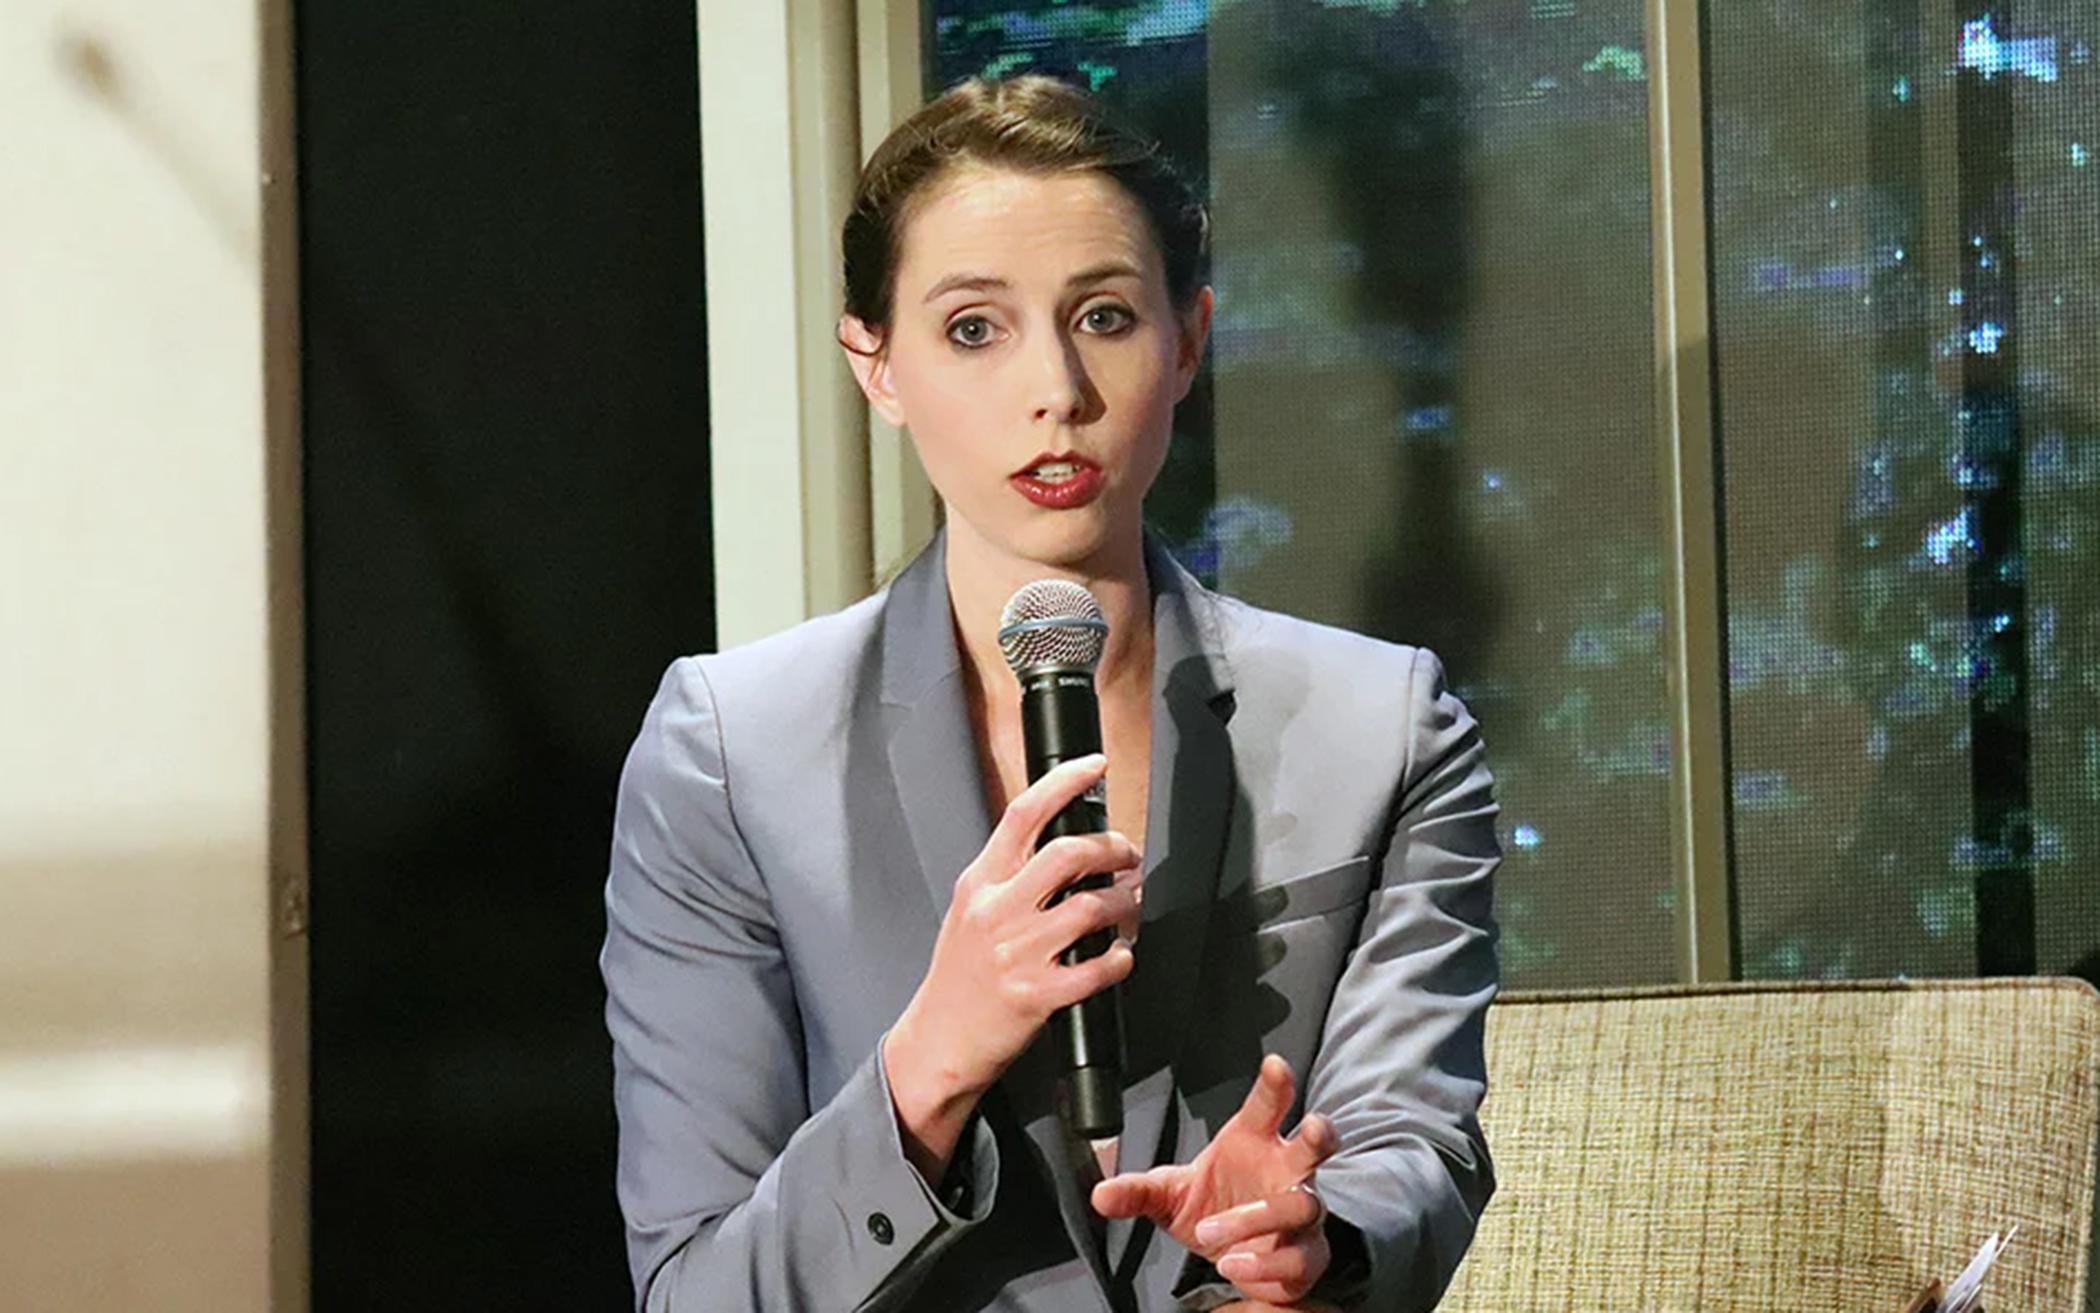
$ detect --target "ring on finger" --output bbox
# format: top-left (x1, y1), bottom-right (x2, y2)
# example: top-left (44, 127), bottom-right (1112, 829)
top-left (1289, 1180), bottom-right (1327, 1229)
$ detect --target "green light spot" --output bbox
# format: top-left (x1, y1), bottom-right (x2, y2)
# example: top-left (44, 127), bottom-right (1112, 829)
top-left (1582, 45), bottom-right (1646, 81)
top-left (980, 51), bottom-right (1034, 81)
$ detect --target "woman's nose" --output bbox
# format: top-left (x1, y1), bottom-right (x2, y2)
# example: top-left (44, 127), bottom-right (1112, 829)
top-left (1030, 332), bottom-right (1091, 424)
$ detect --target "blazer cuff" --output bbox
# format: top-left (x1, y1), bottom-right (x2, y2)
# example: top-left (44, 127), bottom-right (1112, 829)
top-left (1312, 1147), bottom-right (1484, 1313)
top-left (773, 1039), bottom-right (999, 1312)
top-left (872, 1032), bottom-right (1000, 1232)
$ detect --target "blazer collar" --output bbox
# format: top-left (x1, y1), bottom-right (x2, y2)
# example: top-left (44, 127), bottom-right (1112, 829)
top-left (877, 525), bottom-right (1239, 1299)
top-left (881, 523), bottom-right (1234, 710)
top-left (877, 524), bottom-right (1235, 712)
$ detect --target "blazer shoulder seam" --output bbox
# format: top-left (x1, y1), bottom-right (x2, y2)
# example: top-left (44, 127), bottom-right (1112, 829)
top-left (684, 657), bottom-right (774, 900)
top-left (1402, 644), bottom-right (1429, 789)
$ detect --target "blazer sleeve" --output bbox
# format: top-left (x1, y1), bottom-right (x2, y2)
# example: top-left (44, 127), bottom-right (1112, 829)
top-left (1297, 644), bottom-right (1502, 1312)
top-left (600, 657), bottom-right (1000, 1313)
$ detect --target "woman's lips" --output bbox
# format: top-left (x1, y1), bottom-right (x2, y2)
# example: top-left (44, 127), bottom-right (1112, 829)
top-left (1010, 458), bottom-right (1104, 510)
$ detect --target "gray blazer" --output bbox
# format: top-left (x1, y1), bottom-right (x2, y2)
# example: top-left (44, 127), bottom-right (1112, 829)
top-left (600, 530), bottom-right (1500, 1312)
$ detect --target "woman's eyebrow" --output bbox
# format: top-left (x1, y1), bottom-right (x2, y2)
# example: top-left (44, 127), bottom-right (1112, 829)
top-left (922, 261), bottom-right (1143, 303)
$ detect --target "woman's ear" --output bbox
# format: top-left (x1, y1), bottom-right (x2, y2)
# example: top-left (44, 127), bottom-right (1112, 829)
top-left (1172, 286), bottom-right (1214, 403)
top-left (839, 315), bottom-right (908, 427)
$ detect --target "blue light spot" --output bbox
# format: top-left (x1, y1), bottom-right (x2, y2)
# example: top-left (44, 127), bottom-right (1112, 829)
top-left (1948, 288), bottom-right (1965, 306)
top-left (1752, 259), bottom-right (1791, 293)
top-left (1967, 321), bottom-right (2006, 354)
top-left (1123, 3), bottom-right (1207, 42)
top-left (1513, 825), bottom-right (1542, 850)
top-left (1959, 16), bottom-right (2060, 82)
top-left (1482, 470), bottom-right (1505, 491)
top-left (1892, 76), bottom-right (1912, 101)
top-left (1991, 612), bottom-right (2014, 634)
top-left (1732, 771), bottom-right (1796, 811)
top-left (2073, 143), bottom-right (2090, 167)
top-left (1925, 507), bottom-right (1976, 566)
top-left (1179, 496), bottom-right (1294, 578)
top-left (1405, 405), bottom-right (1453, 433)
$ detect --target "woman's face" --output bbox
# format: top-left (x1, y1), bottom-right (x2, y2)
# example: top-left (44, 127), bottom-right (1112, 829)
top-left (842, 166), bottom-right (1211, 573)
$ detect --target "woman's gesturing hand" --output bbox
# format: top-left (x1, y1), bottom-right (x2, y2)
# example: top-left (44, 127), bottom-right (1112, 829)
top-left (887, 753), bottom-right (1142, 1112)
top-left (1089, 1054), bottom-right (1341, 1308)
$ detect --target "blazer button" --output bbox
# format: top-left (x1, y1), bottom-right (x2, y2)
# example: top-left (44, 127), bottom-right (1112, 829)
top-left (867, 1212), bottom-right (894, 1245)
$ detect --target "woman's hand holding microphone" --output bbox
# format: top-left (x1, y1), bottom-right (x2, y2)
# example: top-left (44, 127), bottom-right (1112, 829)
top-left (882, 754), bottom-right (1142, 1186)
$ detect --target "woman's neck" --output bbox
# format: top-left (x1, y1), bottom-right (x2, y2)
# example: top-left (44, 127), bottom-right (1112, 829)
top-left (943, 516), bottom-right (1155, 708)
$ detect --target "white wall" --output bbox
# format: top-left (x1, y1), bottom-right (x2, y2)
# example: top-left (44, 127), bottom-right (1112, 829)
top-left (0, 1), bottom-right (272, 1308)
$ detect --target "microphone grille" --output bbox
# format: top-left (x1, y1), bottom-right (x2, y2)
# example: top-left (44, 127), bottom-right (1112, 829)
top-left (998, 580), bottom-right (1108, 673)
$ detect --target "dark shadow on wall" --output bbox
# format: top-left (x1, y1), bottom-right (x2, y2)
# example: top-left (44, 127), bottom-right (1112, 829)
top-left (1270, 4), bottom-right (1502, 689)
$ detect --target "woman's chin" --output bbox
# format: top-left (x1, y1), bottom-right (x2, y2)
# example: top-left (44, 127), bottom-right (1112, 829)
top-left (960, 503), bottom-right (1137, 574)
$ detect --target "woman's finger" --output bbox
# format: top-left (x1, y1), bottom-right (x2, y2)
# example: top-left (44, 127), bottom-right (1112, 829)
top-left (1032, 876), bottom-right (1139, 957)
top-left (1117, 863), bottom-right (1144, 941)
top-left (1217, 1240), bottom-right (1315, 1289)
top-left (1089, 1165), bottom-right (1183, 1224)
top-left (1284, 1112), bottom-right (1340, 1174)
top-left (1042, 932), bottom-right (1135, 1011)
top-left (982, 754), bottom-right (1107, 874)
top-left (1222, 1053), bottom-right (1295, 1141)
top-left (1010, 831), bottom-right (1141, 910)
top-left (1192, 1183), bottom-right (1325, 1253)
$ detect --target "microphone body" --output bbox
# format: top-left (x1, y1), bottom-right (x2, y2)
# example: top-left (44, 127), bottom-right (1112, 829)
top-left (1018, 663), bottom-right (1125, 1138)
top-left (999, 578), bottom-right (1125, 1140)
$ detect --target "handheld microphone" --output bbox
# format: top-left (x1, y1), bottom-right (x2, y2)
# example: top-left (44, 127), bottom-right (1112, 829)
top-left (998, 580), bottom-right (1125, 1139)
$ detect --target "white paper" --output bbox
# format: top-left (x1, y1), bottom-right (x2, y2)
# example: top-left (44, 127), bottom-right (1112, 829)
top-left (1940, 1225), bottom-right (2018, 1313)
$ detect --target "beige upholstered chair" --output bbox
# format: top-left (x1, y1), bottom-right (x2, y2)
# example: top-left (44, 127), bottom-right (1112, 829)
top-left (1440, 979), bottom-right (2100, 1313)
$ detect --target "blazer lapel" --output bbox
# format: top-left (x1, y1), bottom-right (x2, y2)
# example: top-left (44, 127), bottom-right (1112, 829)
top-left (879, 531), bottom-right (995, 924)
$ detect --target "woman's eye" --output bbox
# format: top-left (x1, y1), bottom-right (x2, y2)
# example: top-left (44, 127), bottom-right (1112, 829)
top-left (946, 316), bottom-right (996, 348)
top-left (1080, 304), bottom-right (1135, 334)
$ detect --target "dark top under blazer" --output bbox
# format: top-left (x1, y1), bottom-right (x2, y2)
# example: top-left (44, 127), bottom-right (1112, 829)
top-left (600, 529), bottom-right (1501, 1312)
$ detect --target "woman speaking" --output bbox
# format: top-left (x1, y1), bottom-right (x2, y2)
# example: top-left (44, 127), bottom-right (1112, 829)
top-left (600, 75), bottom-right (1500, 1313)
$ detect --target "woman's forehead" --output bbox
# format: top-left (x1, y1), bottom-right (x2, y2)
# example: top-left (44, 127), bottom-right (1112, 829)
top-left (897, 167), bottom-right (1161, 291)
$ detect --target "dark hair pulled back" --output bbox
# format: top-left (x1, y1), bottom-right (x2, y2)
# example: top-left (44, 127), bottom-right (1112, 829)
top-left (841, 75), bottom-right (1209, 341)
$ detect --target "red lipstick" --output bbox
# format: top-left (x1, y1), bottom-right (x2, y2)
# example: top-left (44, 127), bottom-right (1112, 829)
top-left (1010, 453), bottom-right (1104, 510)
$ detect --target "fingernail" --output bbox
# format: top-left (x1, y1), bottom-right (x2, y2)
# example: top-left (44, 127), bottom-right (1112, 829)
top-left (1218, 1253), bottom-right (1253, 1279)
top-left (1195, 1219), bottom-right (1223, 1247)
